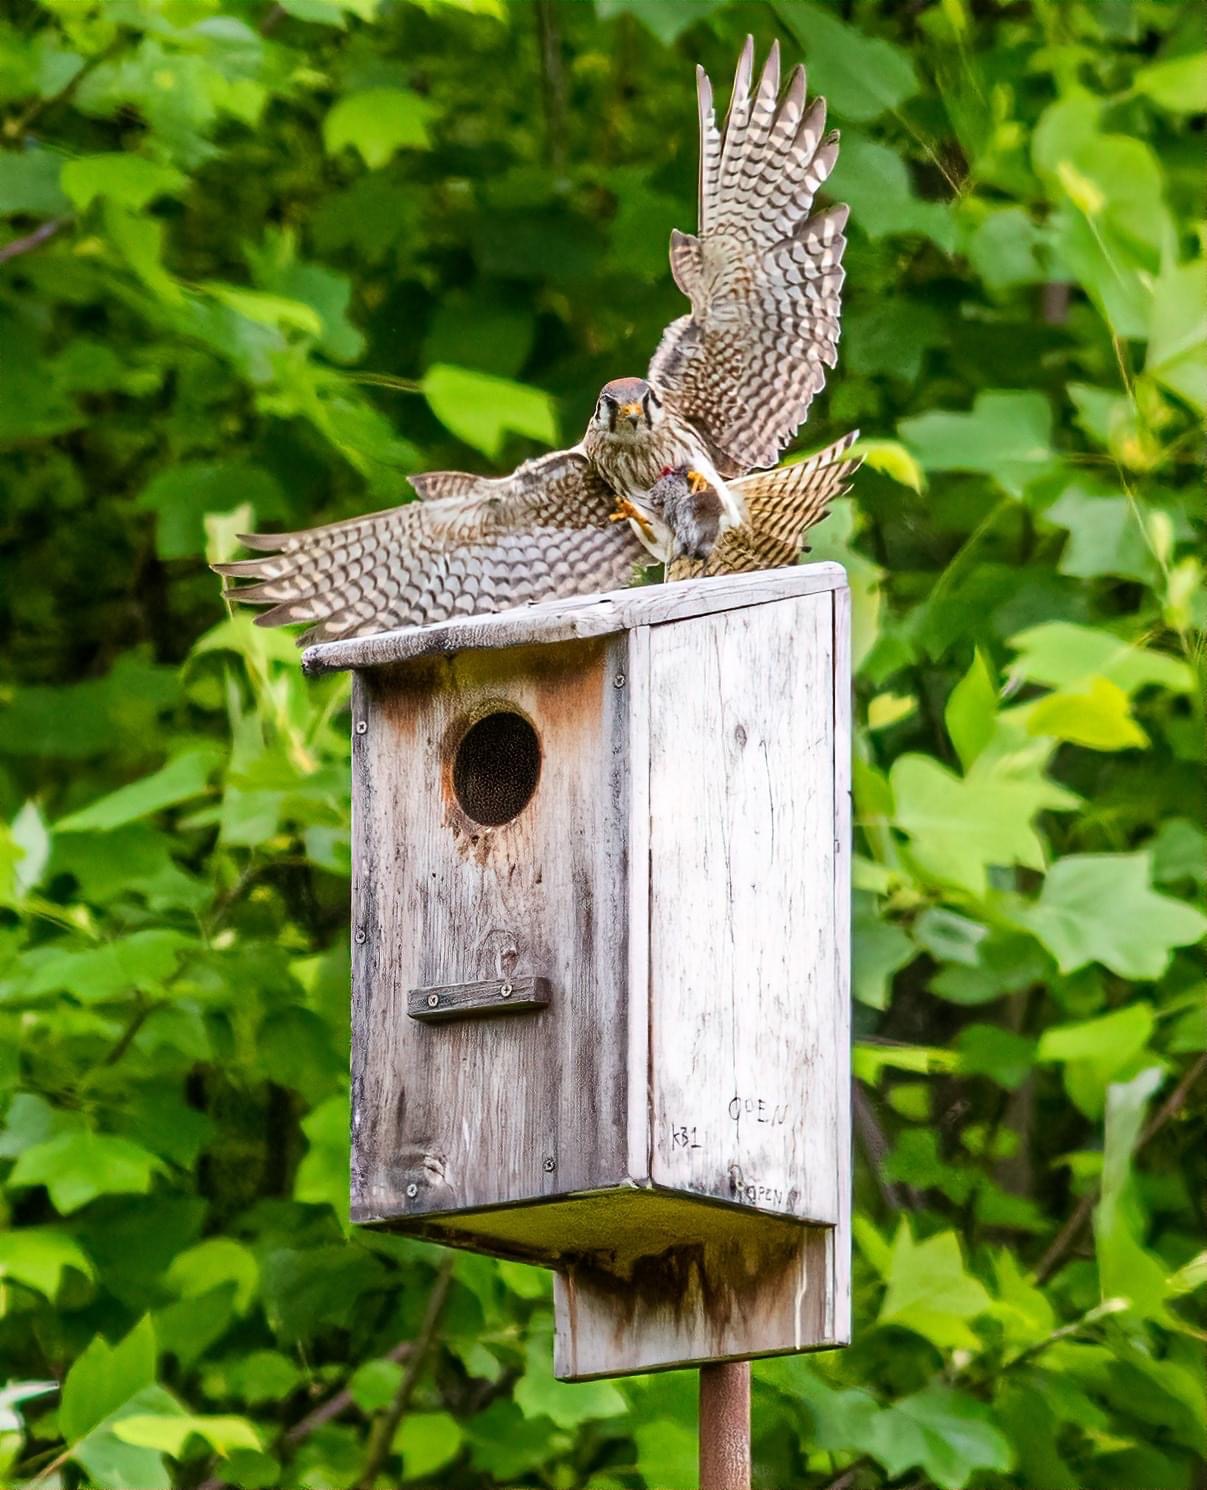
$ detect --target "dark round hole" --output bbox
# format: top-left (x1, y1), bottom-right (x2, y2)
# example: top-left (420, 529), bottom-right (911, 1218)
top-left (452, 711), bottom-right (541, 827)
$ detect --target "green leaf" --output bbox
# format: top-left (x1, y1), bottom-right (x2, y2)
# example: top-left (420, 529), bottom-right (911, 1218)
top-left (423, 363), bottom-right (558, 458)
top-left (828, 134), bottom-right (954, 248)
top-left (967, 206), bottom-right (1044, 291)
top-left (199, 283), bottom-right (324, 336)
top-left (0, 1227), bottom-right (95, 1299)
top-left (1007, 621), bottom-right (1192, 695)
top-left (853, 893), bottom-right (913, 1009)
top-left (774, 2), bottom-right (918, 122)
top-left (10, 1129), bottom-right (165, 1213)
top-left (957, 1023), bottom-right (1035, 1089)
top-left (60, 154), bottom-right (186, 210)
top-left (1020, 676), bottom-right (1148, 751)
top-left (56, 748), bottom-right (219, 832)
top-left (25, 927), bottom-right (197, 1002)
top-left (1135, 53), bottom-right (1207, 114)
top-left (878, 1224), bottom-right (993, 1349)
top-left (853, 438), bottom-right (926, 492)
top-left (61, 1316), bottom-right (157, 1442)
top-left (166, 1238), bottom-right (259, 1314)
top-left (9, 799), bottom-right (50, 898)
top-left (138, 461), bottom-right (285, 560)
top-left (1096, 1066), bottom-right (1169, 1319)
top-left (323, 88), bottom-right (434, 169)
top-left (113, 1411), bottom-right (261, 1457)
top-left (945, 649), bottom-right (998, 770)
top-left (1020, 853), bottom-right (1206, 978)
top-left (349, 1358), bottom-right (403, 1413)
top-left (595, 0), bottom-right (726, 43)
top-left (513, 1327), bottom-right (627, 1428)
top-left (1045, 485), bottom-right (1159, 584)
top-left (890, 752), bottom-right (1077, 896)
top-left (0, 151), bottom-right (71, 216)
top-left (900, 390), bottom-right (1055, 498)
top-left (1147, 258), bottom-right (1207, 412)
top-left (393, 1410), bottom-right (464, 1479)
top-left (869, 1385), bottom-right (1014, 1487)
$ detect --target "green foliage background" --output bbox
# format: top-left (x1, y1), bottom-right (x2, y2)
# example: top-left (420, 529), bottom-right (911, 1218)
top-left (1, 0), bottom-right (1204, 1485)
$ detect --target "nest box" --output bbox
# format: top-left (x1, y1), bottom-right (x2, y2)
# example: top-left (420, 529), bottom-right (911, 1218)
top-left (305, 564), bottom-right (851, 1380)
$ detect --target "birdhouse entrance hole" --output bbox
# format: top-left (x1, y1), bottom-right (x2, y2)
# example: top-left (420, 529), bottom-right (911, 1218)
top-left (451, 708), bottom-right (542, 826)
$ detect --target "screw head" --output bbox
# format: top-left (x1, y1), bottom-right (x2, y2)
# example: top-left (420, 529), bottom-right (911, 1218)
top-left (405, 1182), bottom-right (418, 1198)
top-left (499, 981), bottom-right (513, 999)
top-left (427, 992), bottom-right (439, 1008)
top-left (354, 719), bottom-right (368, 735)
top-left (543, 1157), bottom-right (556, 1173)
top-left (612, 672), bottom-right (626, 688)
top-left (354, 928), bottom-right (367, 945)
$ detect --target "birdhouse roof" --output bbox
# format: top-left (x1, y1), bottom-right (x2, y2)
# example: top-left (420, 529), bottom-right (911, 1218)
top-left (302, 562), bottom-right (846, 676)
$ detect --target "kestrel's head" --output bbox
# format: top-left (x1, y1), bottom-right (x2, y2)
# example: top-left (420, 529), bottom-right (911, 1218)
top-left (591, 376), bottom-right (664, 436)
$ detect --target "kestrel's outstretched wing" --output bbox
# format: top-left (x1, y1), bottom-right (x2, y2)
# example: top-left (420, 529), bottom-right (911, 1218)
top-left (213, 449), bottom-right (645, 644)
top-left (648, 37), bottom-right (848, 478)
top-left (668, 431), bottom-right (861, 581)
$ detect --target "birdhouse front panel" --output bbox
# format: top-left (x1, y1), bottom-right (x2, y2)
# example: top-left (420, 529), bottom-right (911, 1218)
top-left (347, 634), bottom-right (636, 1226)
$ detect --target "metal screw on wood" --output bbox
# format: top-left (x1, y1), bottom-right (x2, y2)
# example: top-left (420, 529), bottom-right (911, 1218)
top-left (354, 928), bottom-right (367, 944)
top-left (543, 1156), bottom-right (556, 1172)
top-left (405, 1182), bottom-right (418, 1198)
top-left (499, 981), bottom-right (513, 999)
top-left (426, 992), bottom-right (439, 1008)
top-left (354, 719), bottom-right (367, 734)
top-left (612, 671), bottom-right (626, 688)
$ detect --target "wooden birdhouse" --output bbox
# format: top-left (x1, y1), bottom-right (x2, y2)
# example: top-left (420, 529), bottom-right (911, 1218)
top-left (304, 564), bottom-right (851, 1380)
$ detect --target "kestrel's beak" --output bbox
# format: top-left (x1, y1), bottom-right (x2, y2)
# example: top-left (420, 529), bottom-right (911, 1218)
top-left (618, 401), bottom-right (643, 429)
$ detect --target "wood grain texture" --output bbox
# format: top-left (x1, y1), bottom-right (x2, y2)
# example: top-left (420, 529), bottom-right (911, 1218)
top-left (303, 563), bottom-right (846, 675)
top-left (406, 975), bottom-right (551, 1023)
top-left (829, 583), bottom-right (853, 1343)
top-left (552, 1212), bottom-right (835, 1380)
top-left (350, 637), bottom-right (632, 1223)
top-left (645, 594), bottom-right (840, 1227)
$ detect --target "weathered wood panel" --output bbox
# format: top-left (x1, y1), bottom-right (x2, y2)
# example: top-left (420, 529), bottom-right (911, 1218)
top-left (828, 582), bottom-right (853, 1343)
top-left (406, 975), bottom-right (551, 1023)
top-left (645, 593), bottom-right (840, 1227)
top-left (304, 563), bottom-right (846, 675)
top-left (350, 637), bottom-right (632, 1223)
top-left (552, 1207), bottom-right (836, 1380)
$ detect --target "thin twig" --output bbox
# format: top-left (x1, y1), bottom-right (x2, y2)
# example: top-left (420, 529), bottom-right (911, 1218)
top-left (358, 1259), bottom-right (455, 1487)
top-left (852, 1083), bottom-right (907, 1211)
top-left (282, 1342), bottom-right (415, 1448)
top-left (1033, 1054), bottom-right (1207, 1285)
top-left (0, 217), bottom-right (69, 266)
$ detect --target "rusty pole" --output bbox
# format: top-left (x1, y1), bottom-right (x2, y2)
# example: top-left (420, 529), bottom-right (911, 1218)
top-left (699, 1361), bottom-right (751, 1490)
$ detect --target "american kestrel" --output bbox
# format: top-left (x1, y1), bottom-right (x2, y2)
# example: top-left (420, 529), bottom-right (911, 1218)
top-left (215, 37), bottom-right (855, 643)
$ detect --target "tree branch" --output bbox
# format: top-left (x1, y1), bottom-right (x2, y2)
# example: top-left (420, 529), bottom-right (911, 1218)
top-left (1033, 1054), bottom-right (1207, 1285)
top-left (358, 1258), bottom-right (455, 1487)
top-left (0, 217), bottom-right (70, 266)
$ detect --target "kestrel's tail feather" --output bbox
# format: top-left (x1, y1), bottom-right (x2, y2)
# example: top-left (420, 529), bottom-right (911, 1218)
top-left (668, 431), bottom-right (861, 580)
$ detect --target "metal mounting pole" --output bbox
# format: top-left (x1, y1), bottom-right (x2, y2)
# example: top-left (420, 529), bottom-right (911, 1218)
top-left (699, 1361), bottom-right (751, 1490)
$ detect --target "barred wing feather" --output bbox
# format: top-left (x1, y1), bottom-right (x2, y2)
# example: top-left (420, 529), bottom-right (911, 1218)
top-left (213, 448), bottom-right (645, 643)
top-left (649, 37), bottom-right (848, 477)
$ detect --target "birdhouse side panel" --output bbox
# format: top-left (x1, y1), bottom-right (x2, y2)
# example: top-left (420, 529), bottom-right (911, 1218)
top-left (644, 590), bottom-right (844, 1226)
top-left (349, 638), bottom-right (633, 1228)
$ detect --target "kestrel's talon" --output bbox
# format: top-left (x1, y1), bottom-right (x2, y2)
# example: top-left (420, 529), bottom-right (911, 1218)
top-left (686, 469), bottom-right (711, 495)
top-left (611, 497), bottom-right (657, 544)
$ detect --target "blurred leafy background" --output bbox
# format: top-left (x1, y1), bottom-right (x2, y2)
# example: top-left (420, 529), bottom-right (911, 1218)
top-left (1, 0), bottom-right (1205, 1486)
